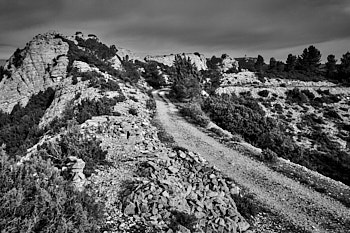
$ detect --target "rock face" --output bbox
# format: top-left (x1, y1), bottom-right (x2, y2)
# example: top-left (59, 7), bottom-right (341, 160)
top-left (0, 32), bottom-right (69, 113)
top-left (145, 53), bottom-right (208, 70)
top-left (220, 54), bottom-right (239, 72)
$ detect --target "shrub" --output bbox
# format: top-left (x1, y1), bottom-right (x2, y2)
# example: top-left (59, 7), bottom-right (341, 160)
top-left (146, 98), bottom-right (157, 111)
top-left (128, 107), bottom-right (138, 116)
top-left (201, 69), bottom-right (223, 95)
top-left (75, 97), bottom-right (119, 124)
top-left (0, 152), bottom-right (104, 232)
top-left (179, 103), bottom-right (210, 127)
top-left (285, 88), bottom-right (309, 104)
top-left (143, 62), bottom-right (166, 89)
top-left (257, 89), bottom-right (269, 97)
top-left (38, 126), bottom-right (109, 177)
top-left (121, 60), bottom-right (141, 84)
top-left (324, 109), bottom-right (342, 120)
top-left (76, 37), bottom-right (116, 61)
top-left (260, 148), bottom-right (278, 162)
top-left (209, 127), bottom-right (226, 137)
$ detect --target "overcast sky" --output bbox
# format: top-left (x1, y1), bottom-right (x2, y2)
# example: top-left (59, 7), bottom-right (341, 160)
top-left (1, 0), bottom-right (350, 62)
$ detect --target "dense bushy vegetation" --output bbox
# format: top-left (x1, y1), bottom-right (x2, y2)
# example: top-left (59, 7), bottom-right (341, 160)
top-left (201, 69), bottom-right (223, 95)
top-left (142, 61), bottom-right (166, 89)
top-left (0, 88), bottom-right (55, 156)
top-left (202, 94), bottom-right (350, 185)
top-left (0, 148), bottom-right (104, 232)
top-left (179, 103), bottom-right (210, 127)
top-left (55, 35), bottom-right (120, 76)
top-left (76, 36), bottom-right (117, 61)
top-left (70, 68), bottom-right (123, 93)
top-left (49, 96), bottom-right (123, 134)
top-left (170, 55), bottom-right (202, 100)
top-left (38, 126), bottom-right (109, 177)
top-left (285, 88), bottom-right (341, 108)
top-left (121, 59), bottom-right (141, 83)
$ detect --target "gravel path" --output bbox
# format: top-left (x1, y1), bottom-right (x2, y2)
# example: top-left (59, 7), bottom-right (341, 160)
top-left (153, 90), bottom-right (350, 233)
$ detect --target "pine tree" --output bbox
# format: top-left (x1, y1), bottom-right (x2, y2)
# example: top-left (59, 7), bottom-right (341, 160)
top-left (325, 54), bottom-right (337, 80)
top-left (269, 57), bottom-right (277, 71)
top-left (339, 52), bottom-right (350, 81)
top-left (285, 54), bottom-right (297, 72)
top-left (297, 45), bottom-right (321, 71)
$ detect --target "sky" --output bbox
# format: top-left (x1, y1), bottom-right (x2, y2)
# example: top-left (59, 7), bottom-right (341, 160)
top-left (0, 0), bottom-right (350, 62)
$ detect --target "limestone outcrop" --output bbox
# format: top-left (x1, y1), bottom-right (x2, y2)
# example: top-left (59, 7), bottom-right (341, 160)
top-left (0, 32), bottom-right (69, 113)
top-left (145, 53), bottom-right (208, 70)
top-left (220, 54), bottom-right (239, 72)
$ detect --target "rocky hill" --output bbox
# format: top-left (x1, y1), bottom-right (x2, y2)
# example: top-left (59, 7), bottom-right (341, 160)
top-left (0, 32), bottom-right (69, 113)
top-left (0, 32), bottom-right (251, 232)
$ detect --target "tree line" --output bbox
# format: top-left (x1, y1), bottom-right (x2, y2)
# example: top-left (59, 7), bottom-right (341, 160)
top-left (252, 46), bottom-right (350, 84)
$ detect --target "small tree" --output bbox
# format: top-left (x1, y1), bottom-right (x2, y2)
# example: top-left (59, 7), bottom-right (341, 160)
top-left (285, 54), bottom-right (297, 72)
top-left (297, 45), bottom-right (321, 72)
top-left (171, 55), bottom-right (201, 100)
top-left (269, 57), bottom-right (277, 71)
top-left (143, 62), bottom-right (166, 89)
top-left (325, 54), bottom-right (337, 80)
top-left (276, 61), bottom-right (285, 72)
top-left (339, 52), bottom-right (350, 81)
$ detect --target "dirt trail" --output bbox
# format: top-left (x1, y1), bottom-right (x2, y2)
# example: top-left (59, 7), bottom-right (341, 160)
top-left (153, 89), bottom-right (350, 233)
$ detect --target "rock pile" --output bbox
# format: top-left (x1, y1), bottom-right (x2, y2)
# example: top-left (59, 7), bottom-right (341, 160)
top-left (120, 148), bottom-right (250, 232)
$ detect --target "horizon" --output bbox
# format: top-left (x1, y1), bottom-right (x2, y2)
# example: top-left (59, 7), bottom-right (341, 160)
top-left (0, 0), bottom-right (350, 62)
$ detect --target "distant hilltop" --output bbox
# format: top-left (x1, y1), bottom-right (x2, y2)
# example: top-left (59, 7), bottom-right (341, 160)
top-left (145, 52), bottom-right (208, 70)
top-left (0, 59), bottom-right (6, 66)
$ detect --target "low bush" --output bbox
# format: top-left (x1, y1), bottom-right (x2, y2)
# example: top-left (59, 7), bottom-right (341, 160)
top-left (0, 152), bottom-right (105, 232)
top-left (324, 109), bottom-right (342, 120)
top-left (209, 127), bottom-right (226, 137)
top-left (257, 89), bottom-right (269, 97)
top-left (259, 148), bottom-right (278, 163)
top-left (146, 98), bottom-right (157, 111)
top-left (285, 88), bottom-right (309, 104)
top-left (76, 37), bottom-right (116, 61)
top-left (38, 126), bottom-right (109, 177)
top-left (128, 107), bottom-right (138, 116)
top-left (179, 103), bottom-right (210, 127)
top-left (49, 96), bottom-right (122, 134)
top-left (121, 60), bottom-right (141, 84)
top-left (75, 97), bottom-right (119, 124)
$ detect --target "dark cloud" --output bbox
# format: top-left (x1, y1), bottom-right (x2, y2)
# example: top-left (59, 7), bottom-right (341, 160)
top-left (0, 0), bottom-right (349, 60)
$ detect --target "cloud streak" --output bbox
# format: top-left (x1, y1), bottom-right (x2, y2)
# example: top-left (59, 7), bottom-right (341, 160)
top-left (0, 0), bottom-right (349, 60)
